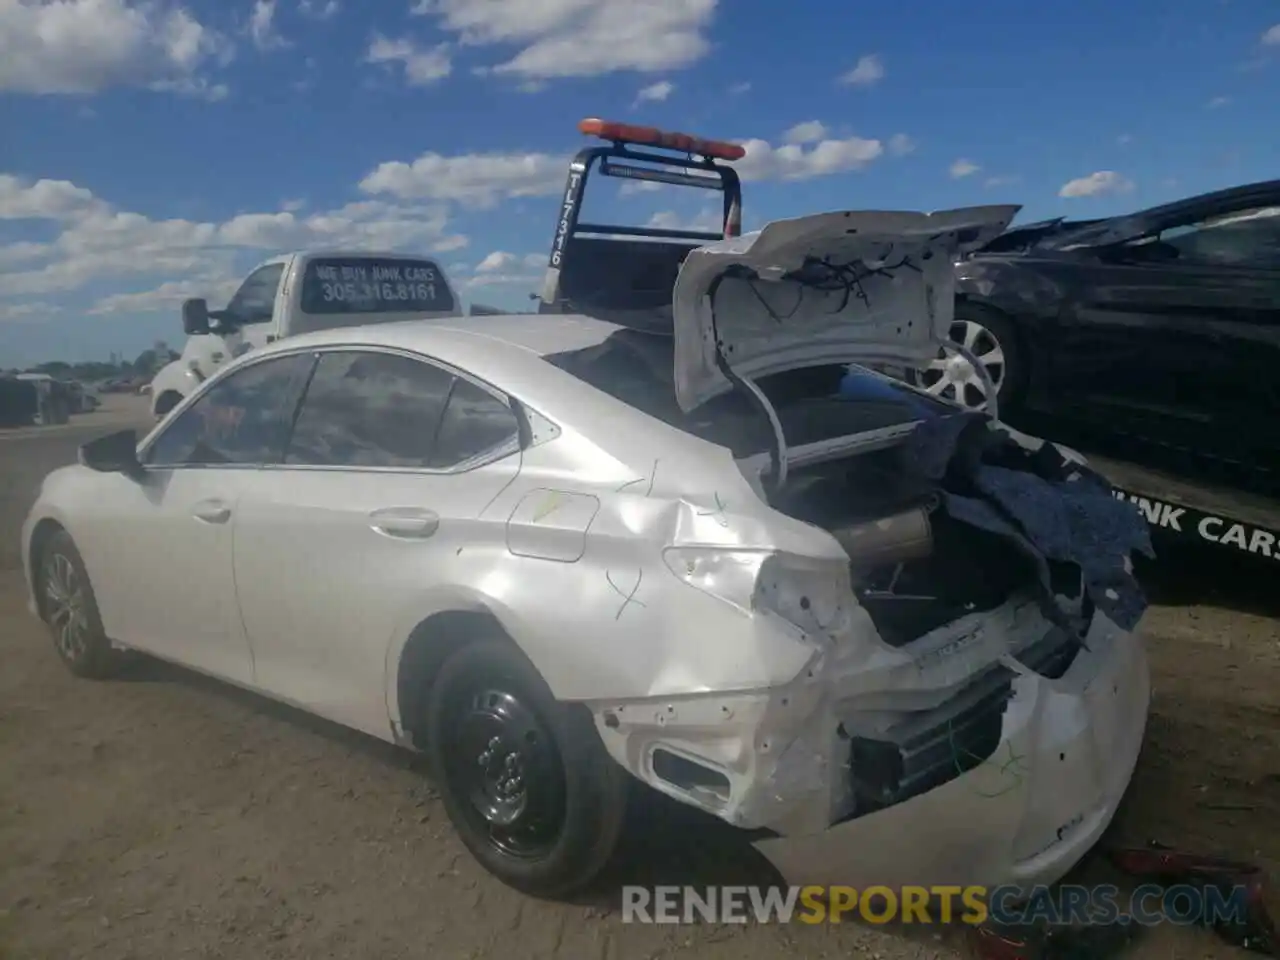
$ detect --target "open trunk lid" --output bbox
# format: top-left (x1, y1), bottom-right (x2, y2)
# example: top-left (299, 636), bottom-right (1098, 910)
top-left (671, 205), bottom-right (1020, 412)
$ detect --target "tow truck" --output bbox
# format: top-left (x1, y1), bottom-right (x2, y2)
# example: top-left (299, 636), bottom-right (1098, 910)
top-left (536, 118), bottom-right (743, 324)
top-left (536, 118), bottom-right (1280, 567)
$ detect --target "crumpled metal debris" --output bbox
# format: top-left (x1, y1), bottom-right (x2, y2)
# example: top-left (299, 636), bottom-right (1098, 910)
top-left (900, 412), bottom-right (1154, 631)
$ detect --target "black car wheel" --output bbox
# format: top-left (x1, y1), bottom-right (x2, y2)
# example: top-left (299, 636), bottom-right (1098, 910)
top-left (424, 638), bottom-right (628, 898)
top-left (914, 304), bottom-right (1025, 413)
top-left (38, 530), bottom-right (123, 679)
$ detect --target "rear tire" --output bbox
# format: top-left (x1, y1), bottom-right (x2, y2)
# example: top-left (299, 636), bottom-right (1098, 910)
top-left (424, 637), bottom-right (628, 898)
top-left (37, 531), bottom-right (123, 679)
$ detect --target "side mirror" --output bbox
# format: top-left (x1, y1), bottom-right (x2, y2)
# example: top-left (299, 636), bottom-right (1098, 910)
top-left (78, 429), bottom-right (143, 478)
top-left (182, 298), bottom-right (210, 335)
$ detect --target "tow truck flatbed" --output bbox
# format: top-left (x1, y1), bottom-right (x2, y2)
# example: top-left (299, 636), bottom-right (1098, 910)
top-left (1089, 452), bottom-right (1280, 563)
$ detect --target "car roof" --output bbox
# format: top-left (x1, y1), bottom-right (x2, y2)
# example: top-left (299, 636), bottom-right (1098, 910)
top-left (241, 313), bottom-right (631, 398)
top-left (278, 313), bottom-right (622, 357)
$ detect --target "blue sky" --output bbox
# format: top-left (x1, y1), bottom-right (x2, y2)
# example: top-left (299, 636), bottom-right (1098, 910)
top-left (1, 0), bottom-right (1278, 367)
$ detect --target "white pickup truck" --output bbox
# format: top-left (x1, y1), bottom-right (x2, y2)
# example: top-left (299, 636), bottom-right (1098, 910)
top-left (148, 250), bottom-right (462, 419)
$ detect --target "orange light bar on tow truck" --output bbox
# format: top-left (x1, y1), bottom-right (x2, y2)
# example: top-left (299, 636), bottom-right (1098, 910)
top-left (578, 118), bottom-right (746, 162)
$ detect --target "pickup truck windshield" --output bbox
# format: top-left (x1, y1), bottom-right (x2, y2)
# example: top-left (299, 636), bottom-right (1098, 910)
top-left (300, 257), bottom-right (456, 315)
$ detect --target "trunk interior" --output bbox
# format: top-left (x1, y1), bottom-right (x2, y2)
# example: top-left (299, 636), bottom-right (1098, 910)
top-left (771, 435), bottom-right (1084, 650)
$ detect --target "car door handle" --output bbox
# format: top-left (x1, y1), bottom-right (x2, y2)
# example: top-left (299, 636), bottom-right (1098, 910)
top-left (369, 507), bottom-right (440, 540)
top-left (192, 499), bottom-right (232, 524)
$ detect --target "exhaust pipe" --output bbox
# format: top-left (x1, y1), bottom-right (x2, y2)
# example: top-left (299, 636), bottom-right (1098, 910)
top-left (830, 505), bottom-right (934, 573)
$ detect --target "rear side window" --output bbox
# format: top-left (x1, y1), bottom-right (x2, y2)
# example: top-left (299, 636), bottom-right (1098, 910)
top-left (300, 257), bottom-right (456, 315)
top-left (433, 378), bottom-right (519, 465)
top-left (286, 351), bottom-right (455, 468)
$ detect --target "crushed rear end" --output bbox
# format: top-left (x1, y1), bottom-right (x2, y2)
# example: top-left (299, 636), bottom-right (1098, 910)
top-left (600, 206), bottom-right (1155, 891)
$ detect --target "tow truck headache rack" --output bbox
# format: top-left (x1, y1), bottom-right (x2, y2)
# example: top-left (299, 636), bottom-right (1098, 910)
top-left (538, 118), bottom-right (746, 318)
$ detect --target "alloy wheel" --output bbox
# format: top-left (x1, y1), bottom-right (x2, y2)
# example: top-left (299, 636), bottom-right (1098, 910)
top-left (44, 552), bottom-right (89, 661)
top-left (918, 318), bottom-right (1006, 411)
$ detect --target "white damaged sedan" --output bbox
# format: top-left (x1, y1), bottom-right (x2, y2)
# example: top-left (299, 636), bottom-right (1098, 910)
top-left (22, 206), bottom-right (1151, 898)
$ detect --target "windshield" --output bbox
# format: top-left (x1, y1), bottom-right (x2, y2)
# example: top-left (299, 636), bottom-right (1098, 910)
top-left (544, 330), bottom-right (949, 456)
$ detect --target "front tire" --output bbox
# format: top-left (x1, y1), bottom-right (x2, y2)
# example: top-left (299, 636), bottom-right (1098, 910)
top-left (424, 638), bottom-right (628, 898)
top-left (37, 531), bottom-right (123, 679)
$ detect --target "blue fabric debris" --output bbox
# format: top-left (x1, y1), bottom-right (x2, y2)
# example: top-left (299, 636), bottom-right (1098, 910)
top-left (901, 413), bottom-right (1154, 632)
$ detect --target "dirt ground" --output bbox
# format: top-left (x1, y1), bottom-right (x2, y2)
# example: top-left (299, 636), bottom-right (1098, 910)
top-left (1, 396), bottom-right (1276, 960)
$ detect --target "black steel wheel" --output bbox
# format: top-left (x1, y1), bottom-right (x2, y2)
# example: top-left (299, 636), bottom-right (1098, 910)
top-left (443, 685), bottom-right (567, 860)
top-left (424, 638), bottom-right (628, 897)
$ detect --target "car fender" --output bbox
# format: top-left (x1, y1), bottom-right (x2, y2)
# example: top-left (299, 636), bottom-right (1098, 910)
top-left (381, 581), bottom-right (541, 737)
top-left (20, 489), bottom-right (84, 619)
top-left (148, 360), bottom-right (198, 417)
top-left (954, 256), bottom-right (1068, 322)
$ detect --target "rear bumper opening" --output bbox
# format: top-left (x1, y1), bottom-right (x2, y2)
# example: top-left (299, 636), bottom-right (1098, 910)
top-left (590, 606), bottom-right (1149, 893)
top-left (753, 615), bottom-right (1150, 893)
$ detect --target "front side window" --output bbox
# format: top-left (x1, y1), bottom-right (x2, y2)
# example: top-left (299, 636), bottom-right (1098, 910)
top-left (145, 353), bottom-right (315, 467)
top-left (1159, 205), bottom-right (1280, 268)
top-left (224, 263), bottom-right (286, 325)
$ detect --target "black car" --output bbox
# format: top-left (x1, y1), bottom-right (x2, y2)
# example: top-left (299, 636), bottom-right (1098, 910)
top-left (920, 180), bottom-right (1280, 495)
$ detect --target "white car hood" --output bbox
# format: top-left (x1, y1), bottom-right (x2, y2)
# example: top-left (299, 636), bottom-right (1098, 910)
top-left (671, 205), bottom-right (1020, 411)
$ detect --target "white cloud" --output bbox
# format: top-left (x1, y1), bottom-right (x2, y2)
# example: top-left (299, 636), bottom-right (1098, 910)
top-left (0, 0), bottom-right (233, 96)
top-left (365, 34), bottom-right (452, 86)
top-left (463, 273), bottom-right (539, 290)
top-left (1262, 23), bottom-right (1280, 45)
top-left (0, 241), bottom-right (55, 267)
top-left (618, 179), bottom-right (664, 196)
top-left (839, 54), bottom-right (884, 87)
top-left (367, 129), bottom-right (889, 201)
top-left (1207, 95), bottom-right (1231, 108)
top-left (1058, 170), bottom-right (1134, 198)
top-left (151, 76), bottom-right (229, 100)
top-left (646, 208), bottom-right (721, 232)
top-left (248, 0), bottom-right (289, 50)
top-left (783, 120), bottom-right (827, 145)
top-left (0, 173), bottom-right (467, 304)
top-left (410, 0), bottom-right (717, 79)
top-left (0, 174), bottom-right (106, 220)
top-left (728, 80), bottom-right (750, 95)
top-left (464, 252), bottom-right (543, 290)
top-left (949, 158), bottom-right (980, 179)
top-left (475, 251), bottom-right (542, 273)
top-left (730, 134), bottom-right (884, 181)
top-left (887, 133), bottom-right (916, 156)
top-left (634, 79), bottom-right (674, 105)
top-left (89, 276), bottom-right (242, 315)
top-left (360, 150), bottom-right (567, 206)
top-left (299, 0), bottom-right (339, 19)
top-left (1117, 133), bottom-right (1134, 146)
top-left (0, 301), bottom-right (59, 323)
top-left (983, 174), bottom-right (1020, 189)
